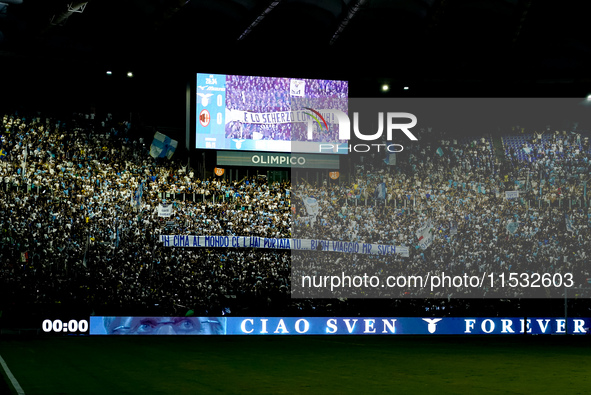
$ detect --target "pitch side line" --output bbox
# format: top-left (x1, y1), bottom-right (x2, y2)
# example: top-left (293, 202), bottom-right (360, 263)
top-left (0, 353), bottom-right (25, 395)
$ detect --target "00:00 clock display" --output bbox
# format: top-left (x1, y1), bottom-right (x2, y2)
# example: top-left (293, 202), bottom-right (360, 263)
top-left (42, 319), bottom-right (89, 333)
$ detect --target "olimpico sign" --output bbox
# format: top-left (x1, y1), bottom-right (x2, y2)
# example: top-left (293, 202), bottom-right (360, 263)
top-left (251, 154), bottom-right (306, 166)
top-left (217, 151), bottom-right (339, 169)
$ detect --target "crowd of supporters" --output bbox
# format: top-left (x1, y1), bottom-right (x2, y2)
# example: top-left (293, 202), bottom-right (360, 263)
top-left (1, 110), bottom-right (591, 318)
top-left (292, 130), bottom-right (591, 299)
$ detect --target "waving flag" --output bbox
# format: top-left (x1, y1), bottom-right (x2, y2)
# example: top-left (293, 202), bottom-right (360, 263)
top-left (150, 132), bottom-right (178, 159)
top-left (375, 182), bottom-right (386, 200)
top-left (449, 220), bottom-right (458, 235)
top-left (565, 214), bottom-right (574, 233)
top-left (383, 143), bottom-right (397, 165)
top-left (131, 182), bottom-right (144, 209)
top-left (303, 197), bottom-right (319, 216)
top-left (506, 220), bottom-right (519, 234)
top-left (416, 220), bottom-right (434, 250)
top-left (20, 145), bottom-right (28, 176)
top-left (302, 196), bottom-right (320, 227)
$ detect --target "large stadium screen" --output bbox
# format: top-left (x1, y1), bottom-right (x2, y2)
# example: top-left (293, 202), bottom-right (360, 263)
top-left (195, 73), bottom-right (348, 153)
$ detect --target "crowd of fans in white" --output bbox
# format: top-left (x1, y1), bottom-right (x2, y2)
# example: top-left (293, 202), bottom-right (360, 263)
top-left (1, 111), bottom-right (590, 316)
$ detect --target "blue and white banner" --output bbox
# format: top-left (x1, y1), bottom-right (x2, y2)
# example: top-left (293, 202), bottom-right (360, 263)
top-left (90, 316), bottom-right (591, 335)
top-left (159, 235), bottom-right (410, 257)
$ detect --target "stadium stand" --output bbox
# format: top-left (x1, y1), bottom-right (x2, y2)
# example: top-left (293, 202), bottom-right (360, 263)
top-left (1, 111), bottom-right (590, 320)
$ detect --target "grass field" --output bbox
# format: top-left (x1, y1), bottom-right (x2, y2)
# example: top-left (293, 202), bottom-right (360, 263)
top-left (1, 335), bottom-right (591, 394)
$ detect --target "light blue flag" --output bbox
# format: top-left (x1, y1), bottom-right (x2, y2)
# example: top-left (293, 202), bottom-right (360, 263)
top-left (506, 221), bottom-right (519, 234)
top-left (565, 214), bottom-right (574, 233)
top-left (375, 182), bottom-right (386, 200)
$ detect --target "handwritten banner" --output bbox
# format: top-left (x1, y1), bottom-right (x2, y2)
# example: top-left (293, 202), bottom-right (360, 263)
top-left (157, 204), bottom-right (173, 217)
top-left (505, 191), bottom-right (519, 199)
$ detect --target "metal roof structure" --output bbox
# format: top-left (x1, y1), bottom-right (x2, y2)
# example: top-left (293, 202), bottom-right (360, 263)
top-left (1, 0), bottom-right (590, 110)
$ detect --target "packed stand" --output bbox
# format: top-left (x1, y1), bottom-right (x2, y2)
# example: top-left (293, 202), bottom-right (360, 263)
top-left (1, 112), bottom-right (591, 317)
top-left (292, 129), bottom-right (591, 299)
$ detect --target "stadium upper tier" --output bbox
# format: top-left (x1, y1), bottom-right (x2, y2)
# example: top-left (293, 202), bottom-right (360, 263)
top-left (502, 131), bottom-right (590, 162)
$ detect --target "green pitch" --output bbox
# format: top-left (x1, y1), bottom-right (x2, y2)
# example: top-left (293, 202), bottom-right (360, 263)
top-left (1, 336), bottom-right (591, 394)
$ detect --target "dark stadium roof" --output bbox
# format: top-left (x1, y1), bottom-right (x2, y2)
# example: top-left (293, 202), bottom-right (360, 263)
top-left (1, 0), bottom-right (590, 100)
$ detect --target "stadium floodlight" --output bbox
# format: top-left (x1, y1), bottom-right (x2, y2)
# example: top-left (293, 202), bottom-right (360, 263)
top-left (106, 71), bottom-right (112, 75)
top-left (587, 94), bottom-right (591, 101)
top-left (404, 86), bottom-right (409, 90)
top-left (381, 84), bottom-right (389, 92)
top-left (127, 72), bottom-right (133, 78)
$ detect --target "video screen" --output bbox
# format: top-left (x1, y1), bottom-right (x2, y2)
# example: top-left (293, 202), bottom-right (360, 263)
top-left (195, 73), bottom-right (348, 153)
